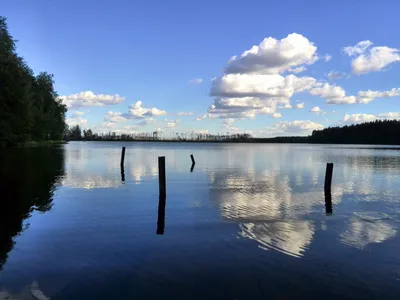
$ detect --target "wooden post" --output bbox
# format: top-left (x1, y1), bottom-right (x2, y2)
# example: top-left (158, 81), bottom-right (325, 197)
top-left (324, 162), bottom-right (334, 214)
top-left (190, 154), bottom-right (195, 165)
top-left (121, 165), bottom-right (125, 183)
top-left (324, 163), bottom-right (333, 193)
top-left (158, 156), bottom-right (166, 197)
top-left (120, 147), bottom-right (126, 168)
top-left (156, 195), bottom-right (166, 235)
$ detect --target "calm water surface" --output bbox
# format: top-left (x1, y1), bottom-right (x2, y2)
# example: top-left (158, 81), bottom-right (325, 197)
top-left (1, 142), bottom-right (400, 299)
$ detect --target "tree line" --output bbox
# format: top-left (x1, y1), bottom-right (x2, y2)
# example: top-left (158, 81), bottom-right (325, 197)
top-left (0, 16), bottom-right (67, 146)
top-left (67, 120), bottom-right (400, 145)
top-left (66, 125), bottom-right (253, 142)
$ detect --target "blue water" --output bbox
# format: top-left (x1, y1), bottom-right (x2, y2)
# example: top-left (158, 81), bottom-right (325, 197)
top-left (1, 142), bottom-right (400, 299)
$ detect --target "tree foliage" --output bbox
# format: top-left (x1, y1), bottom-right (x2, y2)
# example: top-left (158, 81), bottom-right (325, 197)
top-left (0, 16), bottom-right (67, 146)
top-left (310, 120), bottom-right (400, 145)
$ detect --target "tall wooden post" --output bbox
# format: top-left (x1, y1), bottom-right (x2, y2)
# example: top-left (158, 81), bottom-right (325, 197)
top-left (324, 163), bottom-right (334, 193)
top-left (324, 163), bottom-right (334, 214)
top-left (158, 156), bottom-right (166, 197)
top-left (120, 147), bottom-right (126, 168)
top-left (190, 154), bottom-right (195, 165)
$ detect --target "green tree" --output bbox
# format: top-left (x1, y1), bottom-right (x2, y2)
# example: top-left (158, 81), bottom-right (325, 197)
top-left (0, 16), bottom-right (67, 146)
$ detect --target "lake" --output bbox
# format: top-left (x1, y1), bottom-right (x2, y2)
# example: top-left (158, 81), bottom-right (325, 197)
top-left (1, 142), bottom-right (400, 299)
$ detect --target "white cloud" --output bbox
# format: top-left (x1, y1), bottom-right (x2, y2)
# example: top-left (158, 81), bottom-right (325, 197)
top-left (344, 113), bottom-right (377, 123)
top-left (61, 91), bottom-right (125, 108)
top-left (343, 112), bottom-right (400, 124)
top-left (189, 78), bottom-right (203, 84)
top-left (378, 112), bottom-right (400, 119)
top-left (104, 111), bottom-right (127, 123)
top-left (326, 70), bottom-right (345, 80)
top-left (136, 118), bottom-right (156, 126)
top-left (310, 83), bottom-right (357, 104)
top-left (288, 66), bottom-right (307, 74)
top-left (296, 102), bottom-right (304, 109)
top-left (177, 112), bottom-right (194, 116)
top-left (343, 41), bottom-right (400, 74)
top-left (310, 83), bottom-right (400, 105)
top-left (66, 117), bottom-right (88, 127)
top-left (265, 120), bottom-right (324, 136)
top-left (208, 74), bottom-right (316, 119)
top-left (72, 111), bottom-right (85, 117)
top-left (124, 101), bottom-right (167, 119)
top-left (310, 106), bottom-right (323, 113)
top-left (272, 113), bottom-right (282, 118)
top-left (343, 40), bottom-right (373, 56)
top-left (280, 104), bottom-right (293, 109)
top-left (164, 119), bottom-right (179, 128)
top-left (356, 88), bottom-right (400, 104)
top-left (324, 54), bottom-right (332, 62)
top-left (225, 33), bottom-right (318, 75)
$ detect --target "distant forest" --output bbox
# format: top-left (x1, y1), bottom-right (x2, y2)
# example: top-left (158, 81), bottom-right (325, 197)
top-left (67, 120), bottom-right (400, 145)
top-left (0, 17), bottom-right (67, 146)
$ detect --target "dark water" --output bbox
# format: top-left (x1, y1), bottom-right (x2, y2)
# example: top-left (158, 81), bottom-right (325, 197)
top-left (1, 142), bottom-right (400, 299)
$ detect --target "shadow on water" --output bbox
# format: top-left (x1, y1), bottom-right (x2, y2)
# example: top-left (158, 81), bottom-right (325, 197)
top-left (0, 146), bottom-right (65, 270)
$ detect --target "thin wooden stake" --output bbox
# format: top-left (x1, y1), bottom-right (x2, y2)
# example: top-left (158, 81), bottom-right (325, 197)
top-left (120, 146), bottom-right (126, 168)
top-left (190, 154), bottom-right (195, 165)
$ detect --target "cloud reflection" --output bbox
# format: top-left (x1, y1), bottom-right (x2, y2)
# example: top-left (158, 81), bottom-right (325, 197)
top-left (239, 221), bottom-right (315, 258)
top-left (340, 213), bottom-right (397, 249)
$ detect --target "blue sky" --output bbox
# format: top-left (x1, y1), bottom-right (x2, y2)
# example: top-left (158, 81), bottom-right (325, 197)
top-left (3, 0), bottom-right (400, 137)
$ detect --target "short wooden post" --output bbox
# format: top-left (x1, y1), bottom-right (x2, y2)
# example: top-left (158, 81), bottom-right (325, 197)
top-left (324, 163), bottom-right (333, 193)
top-left (156, 195), bottom-right (166, 235)
top-left (120, 147), bottom-right (126, 168)
top-left (158, 156), bottom-right (166, 197)
top-left (190, 154), bottom-right (195, 165)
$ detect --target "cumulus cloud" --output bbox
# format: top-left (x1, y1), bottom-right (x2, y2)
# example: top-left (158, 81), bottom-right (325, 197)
top-left (123, 101), bottom-right (167, 119)
top-left (61, 91), bottom-right (125, 108)
top-left (310, 106), bottom-right (323, 113)
top-left (164, 119), bottom-right (179, 128)
top-left (326, 71), bottom-right (346, 80)
top-left (72, 111), bottom-right (85, 117)
top-left (177, 112), bottom-right (194, 116)
top-left (264, 120), bottom-right (324, 136)
top-left (225, 33), bottom-right (318, 75)
top-left (310, 83), bottom-right (400, 104)
top-left (104, 111), bottom-right (127, 123)
top-left (343, 112), bottom-right (400, 124)
top-left (356, 88), bottom-right (400, 104)
top-left (296, 102), bottom-right (304, 109)
top-left (272, 113), bottom-right (282, 118)
top-left (324, 54), bottom-right (332, 62)
top-left (66, 116), bottom-right (88, 127)
top-left (288, 66), bottom-right (307, 74)
top-left (343, 41), bottom-right (400, 74)
top-left (310, 83), bottom-right (356, 104)
top-left (208, 74), bottom-right (316, 119)
top-left (136, 118), bottom-right (156, 126)
top-left (280, 104), bottom-right (293, 109)
top-left (189, 78), bottom-right (203, 84)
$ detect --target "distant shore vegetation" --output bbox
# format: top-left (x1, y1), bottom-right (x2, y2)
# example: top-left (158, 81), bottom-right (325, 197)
top-left (66, 119), bottom-right (400, 145)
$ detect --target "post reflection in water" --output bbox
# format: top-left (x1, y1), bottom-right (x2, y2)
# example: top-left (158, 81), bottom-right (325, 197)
top-left (121, 165), bottom-right (125, 183)
top-left (0, 146), bottom-right (65, 271)
top-left (157, 195), bottom-right (166, 235)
